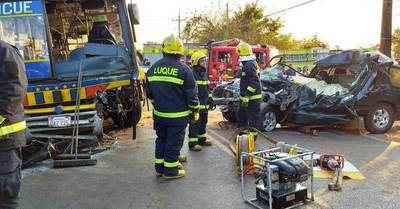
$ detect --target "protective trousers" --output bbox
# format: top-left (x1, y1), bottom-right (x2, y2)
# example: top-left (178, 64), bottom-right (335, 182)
top-left (0, 149), bottom-right (21, 209)
top-left (154, 123), bottom-right (185, 176)
top-left (237, 100), bottom-right (261, 138)
top-left (188, 112), bottom-right (208, 148)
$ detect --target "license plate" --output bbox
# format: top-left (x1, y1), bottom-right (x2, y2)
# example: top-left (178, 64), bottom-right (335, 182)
top-left (48, 116), bottom-right (72, 128)
top-left (286, 194), bottom-right (295, 201)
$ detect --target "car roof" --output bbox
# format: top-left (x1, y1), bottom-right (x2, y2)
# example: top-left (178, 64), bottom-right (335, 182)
top-left (315, 50), bottom-right (394, 67)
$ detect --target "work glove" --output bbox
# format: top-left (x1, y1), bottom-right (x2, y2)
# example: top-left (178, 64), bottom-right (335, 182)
top-left (189, 110), bottom-right (200, 124)
top-left (240, 96), bottom-right (249, 107)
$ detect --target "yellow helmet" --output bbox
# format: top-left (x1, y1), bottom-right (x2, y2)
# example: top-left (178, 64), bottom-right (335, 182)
top-left (236, 41), bottom-right (253, 56)
top-left (236, 41), bottom-right (256, 61)
top-left (162, 34), bottom-right (184, 55)
top-left (191, 51), bottom-right (207, 66)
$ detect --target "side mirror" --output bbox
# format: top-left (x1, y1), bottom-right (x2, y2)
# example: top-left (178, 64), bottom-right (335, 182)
top-left (128, 4), bottom-right (140, 25)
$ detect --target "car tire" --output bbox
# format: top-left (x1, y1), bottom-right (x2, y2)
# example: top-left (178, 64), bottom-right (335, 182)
top-left (260, 105), bottom-right (278, 132)
top-left (222, 110), bottom-right (237, 122)
top-left (365, 103), bottom-right (394, 134)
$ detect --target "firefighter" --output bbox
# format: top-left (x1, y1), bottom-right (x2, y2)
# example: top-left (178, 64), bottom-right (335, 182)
top-left (236, 41), bottom-right (262, 139)
top-left (188, 51), bottom-right (213, 151)
top-left (0, 40), bottom-right (28, 208)
top-left (146, 35), bottom-right (199, 179)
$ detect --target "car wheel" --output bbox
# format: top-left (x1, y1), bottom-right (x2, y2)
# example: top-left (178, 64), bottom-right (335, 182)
top-left (222, 110), bottom-right (237, 122)
top-left (365, 103), bottom-right (394, 134)
top-left (260, 105), bottom-right (278, 132)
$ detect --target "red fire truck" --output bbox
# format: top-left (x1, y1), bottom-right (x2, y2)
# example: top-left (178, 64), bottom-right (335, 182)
top-left (206, 39), bottom-right (271, 88)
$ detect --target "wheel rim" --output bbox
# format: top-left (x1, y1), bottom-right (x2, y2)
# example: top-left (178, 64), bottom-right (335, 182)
top-left (372, 108), bottom-right (390, 129)
top-left (263, 111), bottom-right (277, 132)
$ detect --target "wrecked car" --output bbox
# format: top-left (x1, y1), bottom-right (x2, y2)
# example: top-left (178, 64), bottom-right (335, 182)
top-left (212, 50), bottom-right (400, 134)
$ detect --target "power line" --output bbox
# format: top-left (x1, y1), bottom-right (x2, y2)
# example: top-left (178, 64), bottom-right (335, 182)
top-left (265, 0), bottom-right (317, 17)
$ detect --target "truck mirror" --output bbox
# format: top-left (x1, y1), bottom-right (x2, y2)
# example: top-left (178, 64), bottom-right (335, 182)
top-left (128, 4), bottom-right (140, 25)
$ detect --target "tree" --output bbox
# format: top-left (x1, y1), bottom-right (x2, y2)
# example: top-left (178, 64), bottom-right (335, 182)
top-left (298, 35), bottom-right (329, 49)
top-left (393, 28), bottom-right (400, 60)
top-left (182, 2), bottom-right (328, 50)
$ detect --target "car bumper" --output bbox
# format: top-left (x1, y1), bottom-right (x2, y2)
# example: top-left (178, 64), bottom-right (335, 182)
top-left (25, 111), bottom-right (103, 141)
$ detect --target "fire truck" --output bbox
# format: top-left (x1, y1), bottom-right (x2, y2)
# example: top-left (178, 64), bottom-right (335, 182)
top-left (206, 39), bottom-right (271, 88)
top-left (0, 0), bottom-right (143, 166)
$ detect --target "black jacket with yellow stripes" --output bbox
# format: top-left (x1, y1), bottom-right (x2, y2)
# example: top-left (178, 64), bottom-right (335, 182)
top-left (146, 55), bottom-right (199, 126)
top-left (192, 65), bottom-right (210, 113)
top-left (239, 61), bottom-right (261, 102)
top-left (0, 41), bottom-right (28, 150)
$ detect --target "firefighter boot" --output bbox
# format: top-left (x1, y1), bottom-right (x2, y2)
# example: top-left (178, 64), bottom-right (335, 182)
top-left (178, 162), bottom-right (183, 170)
top-left (198, 136), bottom-right (212, 146)
top-left (190, 144), bottom-right (202, 151)
top-left (178, 155), bottom-right (187, 162)
top-left (163, 169), bottom-right (186, 180)
top-left (199, 140), bottom-right (212, 146)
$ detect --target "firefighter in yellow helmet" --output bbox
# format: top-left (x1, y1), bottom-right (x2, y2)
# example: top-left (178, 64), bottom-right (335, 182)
top-left (187, 51), bottom-right (213, 151)
top-left (146, 35), bottom-right (199, 179)
top-left (236, 41), bottom-right (262, 139)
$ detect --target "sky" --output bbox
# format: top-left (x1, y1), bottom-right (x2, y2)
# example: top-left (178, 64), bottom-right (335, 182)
top-left (132, 0), bottom-right (400, 50)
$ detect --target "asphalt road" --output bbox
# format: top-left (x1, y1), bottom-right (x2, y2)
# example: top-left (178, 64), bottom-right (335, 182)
top-left (19, 111), bottom-right (400, 209)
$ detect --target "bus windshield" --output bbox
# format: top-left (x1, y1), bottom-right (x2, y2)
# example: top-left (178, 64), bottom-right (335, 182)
top-left (0, 0), bottom-right (51, 79)
top-left (0, 15), bottom-right (49, 62)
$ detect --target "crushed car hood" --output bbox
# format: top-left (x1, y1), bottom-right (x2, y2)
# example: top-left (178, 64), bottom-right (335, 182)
top-left (213, 50), bottom-right (394, 126)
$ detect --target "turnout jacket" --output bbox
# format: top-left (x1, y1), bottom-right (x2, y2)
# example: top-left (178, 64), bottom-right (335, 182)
top-left (239, 61), bottom-right (262, 103)
top-left (146, 55), bottom-right (199, 126)
top-left (0, 41), bottom-right (28, 150)
top-left (192, 65), bottom-right (210, 113)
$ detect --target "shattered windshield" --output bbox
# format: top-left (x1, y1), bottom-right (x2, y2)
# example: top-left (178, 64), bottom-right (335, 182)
top-left (260, 65), bottom-right (284, 80)
top-left (312, 63), bottom-right (366, 90)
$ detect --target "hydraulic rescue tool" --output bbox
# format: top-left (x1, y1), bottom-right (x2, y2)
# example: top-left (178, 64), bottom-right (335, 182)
top-left (320, 154), bottom-right (344, 191)
top-left (231, 127), bottom-right (277, 172)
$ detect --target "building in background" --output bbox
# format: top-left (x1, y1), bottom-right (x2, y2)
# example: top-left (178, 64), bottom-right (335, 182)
top-left (279, 48), bottom-right (332, 71)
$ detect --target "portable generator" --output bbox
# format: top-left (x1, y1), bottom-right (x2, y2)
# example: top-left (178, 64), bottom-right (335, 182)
top-left (256, 153), bottom-right (309, 209)
top-left (240, 145), bottom-right (314, 209)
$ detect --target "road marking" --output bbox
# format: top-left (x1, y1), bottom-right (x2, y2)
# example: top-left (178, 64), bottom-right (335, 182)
top-left (360, 141), bottom-right (400, 170)
top-left (363, 134), bottom-right (391, 144)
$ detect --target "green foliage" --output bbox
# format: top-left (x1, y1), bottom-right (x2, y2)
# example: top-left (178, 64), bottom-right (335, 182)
top-left (393, 28), bottom-right (400, 60)
top-left (182, 1), bottom-right (328, 50)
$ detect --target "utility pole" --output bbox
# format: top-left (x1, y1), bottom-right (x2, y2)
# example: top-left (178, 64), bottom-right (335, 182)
top-left (226, 3), bottom-right (229, 19)
top-left (380, 0), bottom-right (393, 57)
top-left (172, 9), bottom-right (186, 38)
